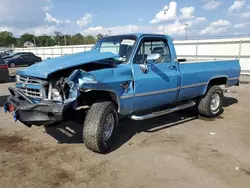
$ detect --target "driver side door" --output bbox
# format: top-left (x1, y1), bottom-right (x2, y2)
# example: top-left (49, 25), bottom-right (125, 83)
top-left (132, 37), bottom-right (180, 112)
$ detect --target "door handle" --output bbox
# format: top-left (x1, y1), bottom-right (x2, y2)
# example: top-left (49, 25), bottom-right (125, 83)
top-left (167, 65), bottom-right (176, 69)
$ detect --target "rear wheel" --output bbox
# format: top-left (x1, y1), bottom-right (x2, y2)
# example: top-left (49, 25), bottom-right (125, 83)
top-left (198, 85), bottom-right (223, 117)
top-left (83, 101), bottom-right (118, 153)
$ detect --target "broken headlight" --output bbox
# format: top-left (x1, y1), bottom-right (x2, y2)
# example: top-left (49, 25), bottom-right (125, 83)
top-left (51, 88), bottom-right (63, 102)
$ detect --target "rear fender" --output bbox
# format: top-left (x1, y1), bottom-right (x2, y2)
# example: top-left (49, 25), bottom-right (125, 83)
top-left (201, 76), bottom-right (228, 95)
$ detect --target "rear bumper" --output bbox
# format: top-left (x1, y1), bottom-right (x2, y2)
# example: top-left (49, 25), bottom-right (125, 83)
top-left (4, 87), bottom-right (74, 126)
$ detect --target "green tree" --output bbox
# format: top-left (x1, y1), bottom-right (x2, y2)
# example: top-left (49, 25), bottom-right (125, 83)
top-left (84, 35), bottom-right (96, 44)
top-left (0, 31), bottom-right (100, 47)
top-left (69, 33), bottom-right (84, 45)
top-left (0, 31), bottom-right (16, 47)
top-left (96, 34), bottom-right (104, 41)
top-left (19, 33), bottom-right (35, 47)
top-left (36, 35), bottom-right (55, 46)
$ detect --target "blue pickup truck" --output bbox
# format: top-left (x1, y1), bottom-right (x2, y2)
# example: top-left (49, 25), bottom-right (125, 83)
top-left (4, 33), bottom-right (240, 153)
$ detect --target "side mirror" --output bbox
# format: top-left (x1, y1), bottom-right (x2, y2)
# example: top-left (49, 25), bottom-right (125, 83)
top-left (146, 53), bottom-right (161, 62)
top-left (139, 53), bottom-right (161, 74)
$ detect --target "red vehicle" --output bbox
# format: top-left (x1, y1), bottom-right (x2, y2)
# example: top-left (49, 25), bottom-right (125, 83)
top-left (0, 57), bottom-right (9, 82)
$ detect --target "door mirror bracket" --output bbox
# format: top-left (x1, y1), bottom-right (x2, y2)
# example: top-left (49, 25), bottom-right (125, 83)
top-left (140, 63), bottom-right (148, 73)
top-left (139, 53), bottom-right (161, 73)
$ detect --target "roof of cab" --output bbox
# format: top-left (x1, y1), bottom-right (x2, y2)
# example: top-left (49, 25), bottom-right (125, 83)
top-left (102, 33), bottom-right (172, 40)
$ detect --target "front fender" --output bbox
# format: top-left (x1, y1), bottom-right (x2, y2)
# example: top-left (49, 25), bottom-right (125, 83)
top-left (69, 65), bottom-right (135, 115)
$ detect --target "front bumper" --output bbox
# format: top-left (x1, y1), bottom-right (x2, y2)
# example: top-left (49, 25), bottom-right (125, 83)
top-left (4, 87), bottom-right (74, 126)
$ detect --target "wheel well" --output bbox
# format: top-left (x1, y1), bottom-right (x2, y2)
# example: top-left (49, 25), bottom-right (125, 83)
top-left (201, 77), bottom-right (227, 95)
top-left (78, 90), bottom-right (119, 109)
top-left (208, 77), bottom-right (227, 87)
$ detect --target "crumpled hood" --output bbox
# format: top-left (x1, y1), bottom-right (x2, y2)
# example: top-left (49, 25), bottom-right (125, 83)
top-left (17, 50), bottom-right (118, 79)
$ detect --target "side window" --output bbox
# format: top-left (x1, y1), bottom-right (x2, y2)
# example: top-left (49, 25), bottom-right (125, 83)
top-left (24, 55), bottom-right (30, 59)
top-left (134, 38), bottom-right (171, 64)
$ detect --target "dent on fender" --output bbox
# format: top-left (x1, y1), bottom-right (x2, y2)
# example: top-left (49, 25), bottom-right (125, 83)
top-left (65, 66), bottom-right (133, 113)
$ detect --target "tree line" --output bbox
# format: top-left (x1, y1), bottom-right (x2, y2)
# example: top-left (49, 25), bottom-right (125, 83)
top-left (0, 31), bottom-right (104, 47)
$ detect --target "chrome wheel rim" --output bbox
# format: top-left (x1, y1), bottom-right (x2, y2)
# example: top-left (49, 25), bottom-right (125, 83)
top-left (210, 93), bottom-right (220, 112)
top-left (103, 113), bottom-right (114, 141)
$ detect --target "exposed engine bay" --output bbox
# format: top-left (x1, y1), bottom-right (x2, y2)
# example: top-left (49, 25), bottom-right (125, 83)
top-left (48, 59), bottom-right (116, 80)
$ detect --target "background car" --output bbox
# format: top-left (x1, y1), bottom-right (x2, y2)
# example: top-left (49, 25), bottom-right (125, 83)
top-left (4, 53), bottom-right (42, 68)
top-left (0, 57), bottom-right (9, 82)
top-left (2, 52), bottom-right (33, 60)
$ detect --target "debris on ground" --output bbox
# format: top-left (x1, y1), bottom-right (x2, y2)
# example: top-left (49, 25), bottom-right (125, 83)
top-left (209, 132), bottom-right (216, 135)
top-left (236, 167), bottom-right (250, 175)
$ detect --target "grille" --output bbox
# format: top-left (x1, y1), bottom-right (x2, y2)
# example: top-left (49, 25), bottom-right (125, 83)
top-left (19, 76), bottom-right (45, 99)
top-left (19, 76), bottom-right (44, 85)
top-left (21, 88), bottom-right (42, 98)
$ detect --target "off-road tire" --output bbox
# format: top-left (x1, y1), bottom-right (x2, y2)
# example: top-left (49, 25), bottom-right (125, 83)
top-left (83, 101), bottom-right (118, 153)
top-left (198, 85), bottom-right (223, 117)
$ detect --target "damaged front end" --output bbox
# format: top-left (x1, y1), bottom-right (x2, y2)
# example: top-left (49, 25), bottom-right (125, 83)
top-left (4, 70), bottom-right (96, 127)
top-left (4, 87), bottom-right (75, 127)
top-left (3, 49), bottom-right (133, 127)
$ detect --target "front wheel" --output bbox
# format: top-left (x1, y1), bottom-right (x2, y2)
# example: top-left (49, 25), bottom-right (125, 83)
top-left (83, 101), bottom-right (118, 153)
top-left (198, 85), bottom-right (224, 117)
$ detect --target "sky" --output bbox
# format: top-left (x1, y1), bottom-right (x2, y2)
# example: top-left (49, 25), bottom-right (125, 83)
top-left (0, 0), bottom-right (249, 38)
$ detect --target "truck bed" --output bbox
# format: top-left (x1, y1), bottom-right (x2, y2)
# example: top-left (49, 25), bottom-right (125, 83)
top-left (176, 59), bottom-right (240, 101)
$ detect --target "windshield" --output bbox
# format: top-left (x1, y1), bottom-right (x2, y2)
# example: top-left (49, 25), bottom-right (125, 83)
top-left (92, 35), bottom-right (137, 62)
top-left (11, 54), bottom-right (21, 58)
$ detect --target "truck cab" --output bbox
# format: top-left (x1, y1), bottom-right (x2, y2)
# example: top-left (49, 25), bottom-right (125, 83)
top-left (130, 35), bottom-right (180, 112)
top-left (4, 34), bottom-right (240, 153)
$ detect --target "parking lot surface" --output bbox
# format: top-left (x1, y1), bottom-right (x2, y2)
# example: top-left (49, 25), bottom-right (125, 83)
top-left (0, 78), bottom-right (250, 188)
